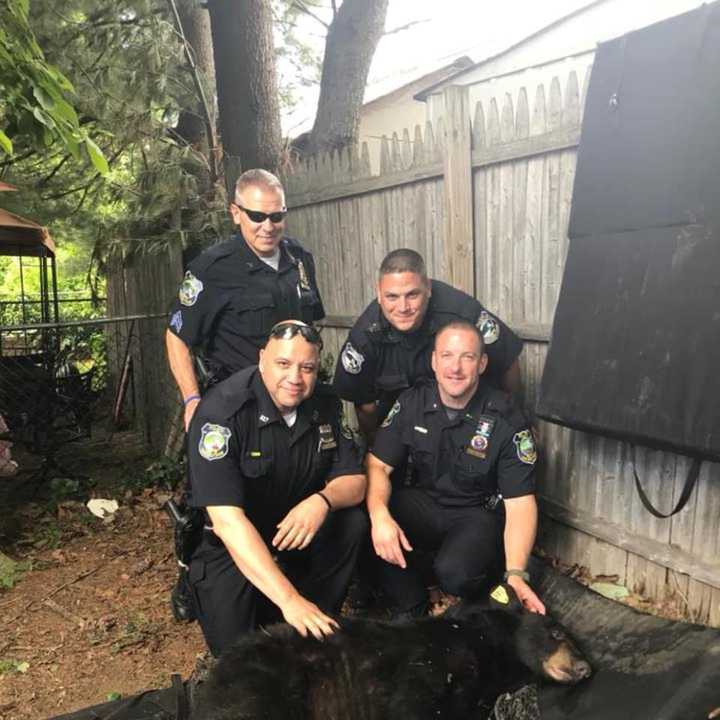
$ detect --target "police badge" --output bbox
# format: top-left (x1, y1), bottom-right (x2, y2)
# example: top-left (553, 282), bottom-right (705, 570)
top-left (199, 423), bottom-right (231, 461)
top-left (513, 429), bottom-right (537, 465)
top-left (341, 342), bottom-right (365, 374)
top-left (381, 400), bottom-right (401, 428)
top-left (179, 271), bottom-right (204, 307)
top-left (477, 310), bottom-right (500, 345)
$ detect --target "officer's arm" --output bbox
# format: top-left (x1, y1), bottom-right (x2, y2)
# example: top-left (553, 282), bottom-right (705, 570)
top-left (366, 453), bottom-right (412, 568)
top-left (355, 402), bottom-right (379, 442)
top-left (501, 359), bottom-right (523, 399)
top-left (166, 330), bottom-right (201, 430)
top-left (323, 472), bottom-right (366, 508)
top-left (208, 505), bottom-right (338, 639)
top-left (502, 494), bottom-right (545, 614)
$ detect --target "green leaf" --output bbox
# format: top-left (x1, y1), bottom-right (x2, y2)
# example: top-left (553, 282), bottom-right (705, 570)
top-left (0, 129), bottom-right (12, 155)
top-left (85, 137), bottom-right (109, 175)
top-left (106, 692), bottom-right (122, 701)
top-left (32, 83), bottom-right (55, 112)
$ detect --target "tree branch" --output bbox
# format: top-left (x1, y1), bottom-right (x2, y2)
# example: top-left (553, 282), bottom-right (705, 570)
top-left (291, 0), bottom-right (329, 29)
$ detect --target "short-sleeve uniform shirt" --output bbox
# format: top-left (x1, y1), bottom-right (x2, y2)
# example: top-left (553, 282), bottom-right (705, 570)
top-left (168, 234), bottom-right (325, 379)
top-left (333, 281), bottom-right (522, 415)
top-left (371, 381), bottom-right (536, 508)
top-left (187, 367), bottom-right (361, 540)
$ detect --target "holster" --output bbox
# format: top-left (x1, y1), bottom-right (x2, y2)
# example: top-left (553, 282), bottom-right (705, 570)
top-left (164, 498), bottom-right (204, 567)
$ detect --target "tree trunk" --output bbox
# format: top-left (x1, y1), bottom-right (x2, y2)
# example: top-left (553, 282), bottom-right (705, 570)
top-left (174, 0), bottom-right (218, 191)
top-left (305, 0), bottom-right (389, 157)
top-left (207, 0), bottom-right (282, 191)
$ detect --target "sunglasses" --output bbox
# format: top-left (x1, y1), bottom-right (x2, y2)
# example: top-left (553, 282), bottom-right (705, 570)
top-left (269, 321), bottom-right (323, 349)
top-left (234, 203), bottom-right (287, 224)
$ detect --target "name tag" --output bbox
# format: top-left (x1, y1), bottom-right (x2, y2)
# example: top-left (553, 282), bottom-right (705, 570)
top-left (414, 426), bottom-right (428, 434)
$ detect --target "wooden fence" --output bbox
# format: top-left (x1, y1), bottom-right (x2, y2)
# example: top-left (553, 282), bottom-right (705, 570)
top-left (283, 71), bottom-right (720, 626)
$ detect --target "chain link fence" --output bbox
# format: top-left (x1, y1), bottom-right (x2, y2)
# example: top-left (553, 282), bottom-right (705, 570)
top-left (0, 313), bottom-right (182, 480)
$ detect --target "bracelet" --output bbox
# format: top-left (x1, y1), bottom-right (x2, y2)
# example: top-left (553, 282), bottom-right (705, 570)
top-left (316, 491), bottom-right (332, 511)
top-left (183, 393), bottom-right (201, 406)
top-left (503, 569), bottom-right (530, 582)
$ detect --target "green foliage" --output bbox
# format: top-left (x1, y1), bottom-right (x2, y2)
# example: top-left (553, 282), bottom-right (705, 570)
top-left (134, 456), bottom-right (186, 492)
top-left (0, 0), bottom-right (108, 174)
top-left (0, 551), bottom-right (31, 590)
top-left (0, 659), bottom-right (30, 675)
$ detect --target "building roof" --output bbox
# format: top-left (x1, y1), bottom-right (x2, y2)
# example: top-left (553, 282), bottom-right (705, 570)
top-left (0, 207), bottom-right (55, 257)
top-left (414, 0), bottom-right (606, 100)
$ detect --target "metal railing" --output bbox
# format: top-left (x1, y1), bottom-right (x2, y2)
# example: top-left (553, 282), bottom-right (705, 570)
top-left (0, 313), bottom-right (180, 479)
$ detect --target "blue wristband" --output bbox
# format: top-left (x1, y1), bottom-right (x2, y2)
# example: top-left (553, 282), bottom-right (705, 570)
top-left (183, 394), bottom-right (201, 406)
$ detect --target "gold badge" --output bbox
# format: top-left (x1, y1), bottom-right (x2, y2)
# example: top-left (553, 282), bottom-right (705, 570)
top-left (490, 585), bottom-right (510, 605)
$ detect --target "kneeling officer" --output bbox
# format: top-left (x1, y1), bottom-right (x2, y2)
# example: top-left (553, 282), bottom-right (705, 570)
top-left (185, 321), bottom-right (367, 656)
top-left (366, 320), bottom-right (545, 617)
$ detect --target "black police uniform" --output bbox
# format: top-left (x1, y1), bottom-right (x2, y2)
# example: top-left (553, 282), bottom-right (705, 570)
top-left (333, 280), bottom-right (522, 421)
top-left (370, 379), bottom-right (536, 613)
top-left (168, 233), bottom-right (325, 381)
top-left (186, 367), bottom-right (367, 656)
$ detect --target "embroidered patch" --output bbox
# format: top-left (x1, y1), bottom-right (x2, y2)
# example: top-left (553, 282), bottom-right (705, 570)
top-left (340, 419), bottom-right (354, 441)
top-left (513, 429), bottom-right (537, 465)
top-left (199, 423), bottom-right (231, 461)
top-left (341, 342), bottom-right (365, 375)
top-left (169, 310), bottom-right (183, 333)
top-left (477, 310), bottom-right (500, 345)
top-left (380, 400), bottom-right (401, 428)
top-left (490, 585), bottom-right (510, 605)
top-left (179, 271), bottom-right (204, 307)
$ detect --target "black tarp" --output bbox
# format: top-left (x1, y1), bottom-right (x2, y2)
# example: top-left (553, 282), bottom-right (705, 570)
top-left (49, 561), bottom-right (720, 720)
top-left (536, 1), bottom-right (720, 461)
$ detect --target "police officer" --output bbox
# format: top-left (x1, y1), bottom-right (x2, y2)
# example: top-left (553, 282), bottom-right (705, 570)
top-left (333, 249), bottom-right (522, 440)
top-left (186, 321), bottom-right (367, 656)
top-left (366, 320), bottom-right (545, 617)
top-left (166, 168), bottom-right (324, 432)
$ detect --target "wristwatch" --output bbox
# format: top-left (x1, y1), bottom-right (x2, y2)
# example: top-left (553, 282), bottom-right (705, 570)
top-left (503, 569), bottom-right (530, 582)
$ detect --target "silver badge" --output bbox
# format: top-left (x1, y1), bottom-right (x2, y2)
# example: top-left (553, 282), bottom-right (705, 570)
top-left (341, 342), bottom-right (365, 375)
top-left (169, 310), bottom-right (183, 332)
top-left (477, 311), bottom-right (500, 345)
top-left (198, 423), bottom-right (231, 461)
top-left (179, 270), bottom-right (204, 307)
top-left (381, 400), bottom-right (401, 428)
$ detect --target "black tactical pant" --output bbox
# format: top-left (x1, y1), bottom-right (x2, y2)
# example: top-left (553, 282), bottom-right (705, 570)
top-left (188, 507), bottom-right (368, 656)
top-left (377, 488), bottom-right (503, 613)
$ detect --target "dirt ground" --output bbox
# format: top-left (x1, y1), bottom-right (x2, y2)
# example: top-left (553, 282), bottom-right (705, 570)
top-left (0, 435), bottom-right (205, 720)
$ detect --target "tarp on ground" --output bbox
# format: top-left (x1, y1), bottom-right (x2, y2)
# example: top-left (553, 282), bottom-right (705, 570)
top-left (536, 1), bottom-right (720, 461)
top-left (49, 560), bottom-right (720, 720)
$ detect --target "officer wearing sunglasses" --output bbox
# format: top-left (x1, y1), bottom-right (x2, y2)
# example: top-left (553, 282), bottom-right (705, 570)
top-left (184, 321), bottom-right (367, 655)
top-left (166, 169), bottom-right (325, 433)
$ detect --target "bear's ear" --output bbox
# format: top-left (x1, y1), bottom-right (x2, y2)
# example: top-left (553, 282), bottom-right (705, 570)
top-left (488, 583), bottom-right (523, 611)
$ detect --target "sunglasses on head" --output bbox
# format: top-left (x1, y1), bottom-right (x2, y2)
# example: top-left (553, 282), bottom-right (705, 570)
top-left (269, 321), bottom-right (323, 349)
top-left (234, 203), bottom-right (287, 224)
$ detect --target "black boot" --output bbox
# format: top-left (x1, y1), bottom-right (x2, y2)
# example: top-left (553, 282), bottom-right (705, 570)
top-left (171, 568), bottom-right (196, 623)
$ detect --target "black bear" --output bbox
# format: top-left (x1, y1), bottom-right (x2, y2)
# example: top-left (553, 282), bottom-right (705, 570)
top-left (190, 584), bottom-right (591, 720)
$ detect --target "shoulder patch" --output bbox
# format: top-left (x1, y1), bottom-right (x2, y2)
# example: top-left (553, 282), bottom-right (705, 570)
top-left (341, 342), bottom-right (365, 375)
top-left (179, 270), bottom-right (204, 307)
top-left (513, 429), bottom-right (537, 465)
top-left (380, 400), bottom-right (401, 428)
top-left (169, 310), bottom-right (183, 333)
top-left (340, 418), bottom-right (355, 441)
top-left (199, 423), bottom-right (231, 461)
top-left (477, 310), bottom-right (500, 344)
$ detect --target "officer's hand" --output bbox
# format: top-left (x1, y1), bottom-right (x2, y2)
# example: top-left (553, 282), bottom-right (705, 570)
top-left (371, 512), bottom-right (412, 569)
top-left (272, 494), bottom-right (329, 551)
top-left (184, 398), bottom-right (200, 431)
top-left (506, 575), bottom-right (546, 614)
top-left (280, 594), bottom-right (339, 640)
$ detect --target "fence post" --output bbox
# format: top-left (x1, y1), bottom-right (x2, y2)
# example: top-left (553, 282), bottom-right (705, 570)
top-left (441, 85), bottom-right (474, 295)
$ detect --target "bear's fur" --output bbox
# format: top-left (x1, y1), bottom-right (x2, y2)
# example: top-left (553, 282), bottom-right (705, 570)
top-left (191, 585), bottom-right (591, 720)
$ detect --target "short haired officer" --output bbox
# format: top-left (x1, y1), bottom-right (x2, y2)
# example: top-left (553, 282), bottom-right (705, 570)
top-left (333, 249), bottom-right (523, 440)
top-left (166, 168), bottom-right (324, 431)
top-left (366, 320), bottom-right (545, 618)
top-left (185, 321), bottom-right (367, 656)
